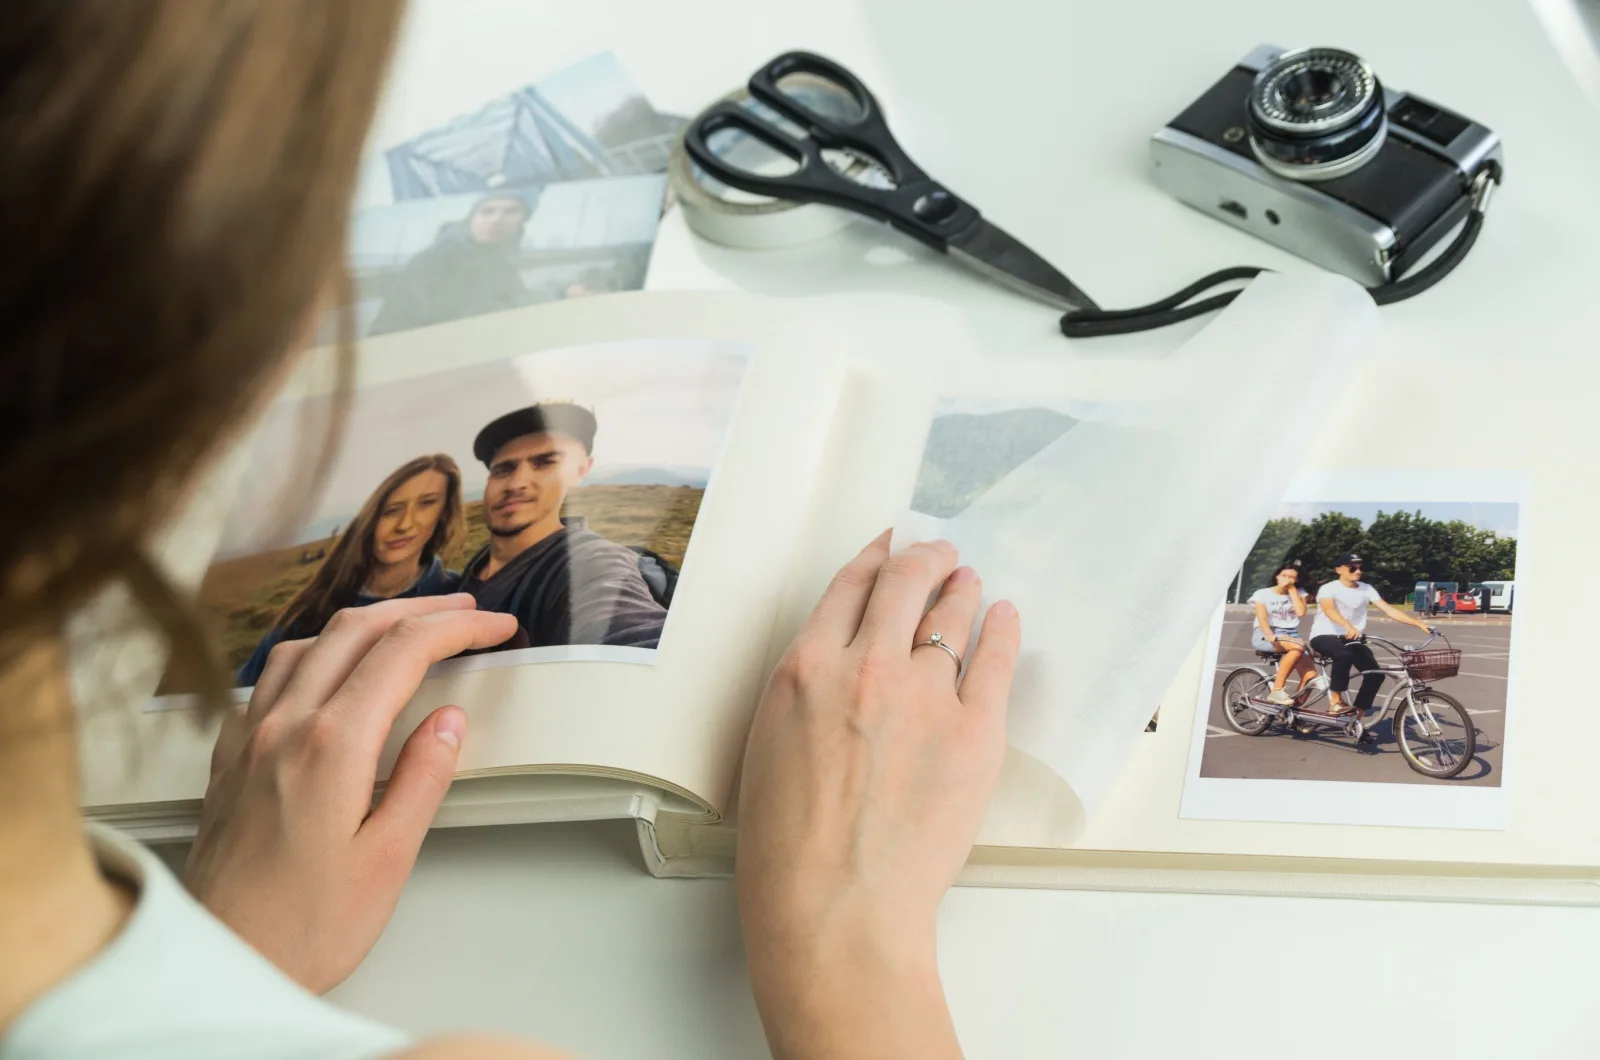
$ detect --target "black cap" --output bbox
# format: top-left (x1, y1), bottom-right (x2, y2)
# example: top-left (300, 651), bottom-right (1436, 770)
top-left (473, 188), bottom-right (539, 214)
top-left (1335, 552), bottom-right (1365, 568)
top-left (473, 402), bottom-right (596, 465)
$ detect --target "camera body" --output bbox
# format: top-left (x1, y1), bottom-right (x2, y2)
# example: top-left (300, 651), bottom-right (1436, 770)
top-left (1150, 44), bottom-right (1502, 287)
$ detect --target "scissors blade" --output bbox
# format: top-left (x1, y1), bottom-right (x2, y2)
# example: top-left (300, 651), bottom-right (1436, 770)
top-left (945, 219), bottom-right (1099, 313)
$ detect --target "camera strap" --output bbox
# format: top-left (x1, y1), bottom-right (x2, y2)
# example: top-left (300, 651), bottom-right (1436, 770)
top-left (1059, 164), bottom-right (1501, 339)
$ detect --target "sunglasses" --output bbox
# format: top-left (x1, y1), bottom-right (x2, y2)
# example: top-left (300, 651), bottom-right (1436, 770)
top-left (1345, 564), bottom-right (1364, 571)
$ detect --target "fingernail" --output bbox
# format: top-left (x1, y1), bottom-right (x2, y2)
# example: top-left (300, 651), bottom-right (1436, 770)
top-left (994, 600), bottom-right (1018, 620)
top-left (435, 707), bottom-right (465, 751)
top-left (950, 565), bottom-right (978, 586)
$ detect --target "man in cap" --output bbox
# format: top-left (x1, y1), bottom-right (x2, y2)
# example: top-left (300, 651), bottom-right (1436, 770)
top-left (1307, 552), bottom-right (1434, 715)
top-left (368, 189), bottom-right (541, 336)
top-left (460, 400), bottom-right (667, 649)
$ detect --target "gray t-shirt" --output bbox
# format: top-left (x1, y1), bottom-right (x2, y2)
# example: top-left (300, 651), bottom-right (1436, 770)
top-left (1310, 580), bottom-right (1383, 640)
top-left (1248, 587), bottom-right (1301, 631)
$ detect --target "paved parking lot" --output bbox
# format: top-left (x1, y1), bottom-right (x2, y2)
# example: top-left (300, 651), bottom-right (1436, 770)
top-left (1198, 607), bottom-right (1508, 786)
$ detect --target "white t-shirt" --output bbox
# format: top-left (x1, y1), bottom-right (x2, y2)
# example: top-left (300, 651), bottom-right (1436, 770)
top-left (1309, 580), bottom-right (1384, 640)
top-left (1248, 587), bottom-right (1302, 631)
top-left (3, 824), bottom-right (409, 1060)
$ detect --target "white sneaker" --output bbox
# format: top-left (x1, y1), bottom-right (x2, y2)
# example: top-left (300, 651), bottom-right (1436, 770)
top-left (1266, 689), bottom-right (1294, 706)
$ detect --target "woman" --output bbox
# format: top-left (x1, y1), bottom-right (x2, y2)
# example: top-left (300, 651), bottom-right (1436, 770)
top-left (235, 454), bottom-right (466, 687)
top-left (0, 5), bottom-right (1021, 1059)
top-left (1248, 563), bottom-right (1315, 705)
top-left (367, 190), bottom-right (539, 336)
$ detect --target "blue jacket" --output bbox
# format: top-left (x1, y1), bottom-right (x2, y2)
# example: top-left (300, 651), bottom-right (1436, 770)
top-left (235, 556), bottom-right (461, 687)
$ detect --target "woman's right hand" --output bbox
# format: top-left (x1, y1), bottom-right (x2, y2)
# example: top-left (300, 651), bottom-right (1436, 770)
top-left (186, 594), bottom-right (517, 994)
top-left (1343, 626), bottom-right (1362, 640)
top-left (734, 532), bottom-right (1021, 1060)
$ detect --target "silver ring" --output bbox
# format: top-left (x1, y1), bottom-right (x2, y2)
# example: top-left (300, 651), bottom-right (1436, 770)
top-left (913, 631), bottom-right (962, 675)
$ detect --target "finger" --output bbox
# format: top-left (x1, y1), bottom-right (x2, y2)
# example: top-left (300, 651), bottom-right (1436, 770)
top-left (208, 702), bottom-right (251, 787)
top-left (275, 594), bottom-right (481, 719)
top-left (958, 601), bottom-right (1021, 713)
top-left (243, 637), bottom-right (315, 726)
top-left (799, 530), bottom-right (892, 646)
top-left (853, 539), bottom-right (958, 650)
top-left (212, 637), bottom-right (315, 784)
top-left (911, 566), bottom-right (984, 677)
top-left (323, 609), bottom-right (518, 747)
top-left (361, 704), bottom-right (465, 853)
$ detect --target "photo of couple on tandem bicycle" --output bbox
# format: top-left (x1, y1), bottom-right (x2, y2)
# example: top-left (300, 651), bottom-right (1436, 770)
top-left (1219, 551), bottom-right (1475, 780)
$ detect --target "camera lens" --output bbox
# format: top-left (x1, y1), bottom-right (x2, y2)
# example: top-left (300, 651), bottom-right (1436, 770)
top-left (1247, 48), bottom-right (1387, 182)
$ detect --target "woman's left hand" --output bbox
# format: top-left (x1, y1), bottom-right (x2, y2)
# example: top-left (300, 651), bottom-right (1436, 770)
top-left (184, 594), bottom-right (517, 993)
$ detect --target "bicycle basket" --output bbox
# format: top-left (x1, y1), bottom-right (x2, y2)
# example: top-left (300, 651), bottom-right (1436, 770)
top-left (1400, 648), bottom-right (1461, 681)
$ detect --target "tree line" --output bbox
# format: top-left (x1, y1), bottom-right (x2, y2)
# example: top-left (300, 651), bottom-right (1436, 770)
top-left (1230, 510), bottom-right (1517, 604)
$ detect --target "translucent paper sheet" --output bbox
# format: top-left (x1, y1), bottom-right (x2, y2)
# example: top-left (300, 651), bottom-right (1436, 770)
top-left (893, 271), bottom-right (1379, 833)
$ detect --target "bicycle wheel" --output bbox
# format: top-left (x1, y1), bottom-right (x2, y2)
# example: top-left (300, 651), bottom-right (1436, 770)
top-left (1220, 668), bottom-right (1275, 736)
top-left (1394, 690), bottom-right (1476, 779)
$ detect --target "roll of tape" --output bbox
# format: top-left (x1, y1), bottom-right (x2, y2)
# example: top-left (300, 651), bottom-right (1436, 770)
top-left (668, 83), bottom-right (861, 251)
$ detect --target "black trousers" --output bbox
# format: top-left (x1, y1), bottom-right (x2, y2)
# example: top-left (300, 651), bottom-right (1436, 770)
top-left (1310, 635), bottom-right (1384, 711)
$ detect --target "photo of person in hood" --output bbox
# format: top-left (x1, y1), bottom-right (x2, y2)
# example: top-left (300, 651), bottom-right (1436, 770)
top-left (367, 190), bottom-right (538, 336)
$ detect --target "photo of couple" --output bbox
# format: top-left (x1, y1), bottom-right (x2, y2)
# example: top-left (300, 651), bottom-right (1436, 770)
top-left (1240, 552), bottom-right (1438, 717)
top-left (178, 342), bottom-right (746, 694)
top-left (1201, 498), bottom-right (1518, 787)
top-left (1183, 475), bottom-right (1525, 831)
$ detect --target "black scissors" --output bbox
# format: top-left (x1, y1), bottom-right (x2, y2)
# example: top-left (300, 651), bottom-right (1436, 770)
top-left (684, 51), bottom-right (1098, 313)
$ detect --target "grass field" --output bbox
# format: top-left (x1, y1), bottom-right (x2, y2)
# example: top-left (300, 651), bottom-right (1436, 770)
top-left (199, 484), bottom-right (703, 672)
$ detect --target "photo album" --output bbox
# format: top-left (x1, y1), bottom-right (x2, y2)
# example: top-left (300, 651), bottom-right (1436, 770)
top-left (69, 80), bottom-right (1600, 903)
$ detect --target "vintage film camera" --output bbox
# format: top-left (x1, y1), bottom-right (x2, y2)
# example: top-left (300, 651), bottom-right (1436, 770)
top-left (1151, 45), bottom-right (1502, 287)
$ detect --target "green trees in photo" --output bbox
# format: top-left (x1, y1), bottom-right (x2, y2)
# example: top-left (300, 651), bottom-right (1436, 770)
top-left (1231, 510), bottom-right (1517, 602)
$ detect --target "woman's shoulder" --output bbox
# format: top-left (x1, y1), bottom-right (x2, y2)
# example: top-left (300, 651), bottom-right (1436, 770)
top-left (7, 825), bottom-right (410, 1060)
top-left (416, 556), bottom-right (464, 596)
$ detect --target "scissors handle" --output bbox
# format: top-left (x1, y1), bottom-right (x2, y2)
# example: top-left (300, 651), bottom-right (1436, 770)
top-left (683, 51), bottom-right (979, 252)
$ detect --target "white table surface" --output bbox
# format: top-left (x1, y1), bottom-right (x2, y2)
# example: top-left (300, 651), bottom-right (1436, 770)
top-left (320, 0), bottom-right (1600, 1054)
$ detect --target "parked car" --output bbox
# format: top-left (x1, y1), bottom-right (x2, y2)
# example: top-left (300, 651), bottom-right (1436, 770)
top-left (1441, 591), bottom-right (1479, 613)
top-left (1475, 579), bottom-right (1515, 613)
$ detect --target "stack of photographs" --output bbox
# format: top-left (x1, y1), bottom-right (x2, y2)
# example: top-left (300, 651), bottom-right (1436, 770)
top-left (332, 52), bottom-right (684, 341)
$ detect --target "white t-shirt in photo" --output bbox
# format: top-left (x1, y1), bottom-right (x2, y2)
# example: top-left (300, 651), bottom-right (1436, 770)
top-left (1247, 587), bottom-right (1302, 631)
top-left (1309, 580), bottom-right (1384, 640)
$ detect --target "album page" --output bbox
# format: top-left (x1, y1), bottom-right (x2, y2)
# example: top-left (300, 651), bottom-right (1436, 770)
top-left (77, 292), bottom-right (848, 821)
top-left (755, 279), bottom-right (1600, 874)
top-left (757, 273), bottom-right (1377, 835)
top-left (976, 355), bottom-right (1599, 872)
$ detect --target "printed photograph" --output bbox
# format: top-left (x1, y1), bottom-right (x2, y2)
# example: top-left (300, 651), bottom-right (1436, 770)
top-left (171, 342), bottom-right (745, 696)
top-left (911, 395), bottom-right (1123, 518)
top-left (909, 394), bottom-right (1162, 731)
top-left (1182, 471), bottom-right (1527, 829)
top-left (367, 52), bottom-right (681, 204)
top-left (341, 175), bottom-right (667, 338)
top-left (332, 51), bottom-right (684, 340)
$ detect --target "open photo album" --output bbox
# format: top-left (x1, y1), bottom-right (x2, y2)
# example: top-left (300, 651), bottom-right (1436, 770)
top-left (75, 276), bottom-right (1600, 906)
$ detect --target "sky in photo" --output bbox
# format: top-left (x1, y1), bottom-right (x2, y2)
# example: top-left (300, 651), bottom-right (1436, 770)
top-left (216, 341), bottom-right (746, 556)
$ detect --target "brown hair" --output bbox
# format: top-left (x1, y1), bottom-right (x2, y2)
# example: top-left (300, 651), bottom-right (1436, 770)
top-left (275, 455), bottom-right (466, 640)
top-left (0, 3), bottom-right (407, 703)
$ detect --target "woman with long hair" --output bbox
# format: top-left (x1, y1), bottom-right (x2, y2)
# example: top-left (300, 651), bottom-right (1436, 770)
top-left (1248, 562), bottom-right (1315, 704)
top-left (235, 454), bottom-right (466, 686)
top-left (0, 4), bottom-right (1020, 1058)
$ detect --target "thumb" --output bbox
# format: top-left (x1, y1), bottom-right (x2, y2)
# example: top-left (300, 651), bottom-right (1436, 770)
top-left (363, 705), bottom-right (465, 856)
